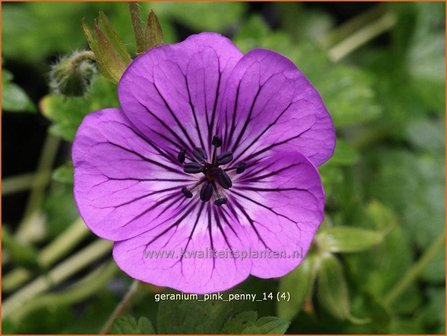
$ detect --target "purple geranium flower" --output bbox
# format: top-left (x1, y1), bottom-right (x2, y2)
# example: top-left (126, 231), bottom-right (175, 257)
top-left (73, 33), bottom-right (335, 294)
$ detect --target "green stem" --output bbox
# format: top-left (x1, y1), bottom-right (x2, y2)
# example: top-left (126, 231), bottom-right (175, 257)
top-left (100, 280), bottom-right (140, 334)
top-left (3, 218), bottom-right (89, 292)
top-left (384, 233), bottom-right (445, 306)
top-left (11, 261), bottom-right (117, 323)
top-left (69, 50), bottom-right (96, 69)
top-left (321, 4), bottom-right (386, 48)
top-left (16, 133), bottom-right (60, 243)
top-left (328, 11), bottom-right (396, 62)
top-left (2, 173), bottom-right (37, 195)
top-left (3, 239), bottom-right (112, 318)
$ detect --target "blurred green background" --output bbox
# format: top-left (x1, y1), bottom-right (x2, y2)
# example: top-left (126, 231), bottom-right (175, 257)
top-left (2, 2), bottom-right (445, 334)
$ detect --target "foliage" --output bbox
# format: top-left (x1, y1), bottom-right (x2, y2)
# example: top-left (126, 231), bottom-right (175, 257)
top-left (2, 2), bottom-right (444, 335)
top-left (2, 69), bottom-right (35, 113)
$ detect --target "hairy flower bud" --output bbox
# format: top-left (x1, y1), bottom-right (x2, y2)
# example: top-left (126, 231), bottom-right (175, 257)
top-left (49, 51), bottom-right (97, 97)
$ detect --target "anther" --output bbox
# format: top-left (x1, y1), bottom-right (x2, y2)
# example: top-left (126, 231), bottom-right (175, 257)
top-left (200, 181), bottom-right (213, 201)
top-left (216, 151), bottom-right (233, 165)
top-left (215, 197), bottom-right (228, 206)
top-left (192, 147), bottom-right (207, 162)
top-left (177, 149), bottom-right (186, 164)
top-left (236, 162), bottom-right (246, 174)
top-left (212, 135), bottom-right (222, 147)
top-left (181, 186), bottom-right (193, 198)
top-left (184, 162), bottom-right (203, 174)
top-left (216, 170), bottom-right (232, 189)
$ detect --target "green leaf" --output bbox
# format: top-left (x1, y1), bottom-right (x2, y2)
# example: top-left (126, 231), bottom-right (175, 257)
top-left (276, 3), bottom-right (334, 43)
top-left (316, 227), bottom-right (386, 253)
top-left (235, 20), bottom-right (382, 129)
top-left (43, 183), bottom-right (79, 238)
top-left (369, 150), bottom-right (444, 249)
top-left (317, 253), bottom-right (350, 320)
top-left (111, 316), bottom-right (155, 334)
top-left (277, 255), bottom-right (316, 320)
top-left (149, 2), bottom-right (246, 32)
top-left (389, 318), bottom-right (425, 334)
top-left (2, 227), bottom-right (39, 269)
top-left (406, 3), bottom-right (445, 113)
top-left (359, 292), bottom-right (391, 327)
top-left (2, 69), bottom-right (35, 112)
top-left (222, 311), bottom-right (289, 334)
top-left (405, 118), bottom-right (445, 152)
top-left (346, 202), bottom-right (423, 315)
top-left (221, 311), bottom-right (258, 333)
top-left (319, 165), bottom-right (344, 202)
top-left (242, 316), bottom-right (290, 334)
top-left (156, 291), bottom-right (248, 334)
top-left (52, 163), bottom-right (74, 184)
top-left (3, 3), bottom-right (130, 63)
top-left (40, 75), bottom-right (118, 141)
top-left (418, 287), bottom-right (445, 332)
top-left (328, 140), bottom-right (360, 166)
top-left (421, 245), bottom-right (445, 284)
top-left (317, 66), bottom-right (382, 127)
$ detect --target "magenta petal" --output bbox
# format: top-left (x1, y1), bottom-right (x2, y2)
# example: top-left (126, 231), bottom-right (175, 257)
top-left (73, 33), bottom-right (335, 294)
top-left (118, 32), bottom-right (243, 157)
top-left (113, 202), bottom-right (251, 294)
top-left (230, 151), bottom-right (324, 278)
top-left (73, 108), bottom-right (197, 241)
top-left (219, 49), bottom-right (335, 167)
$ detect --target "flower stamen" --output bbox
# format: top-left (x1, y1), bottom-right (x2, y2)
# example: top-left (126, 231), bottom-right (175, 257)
top-left (180, 144), bottom-right (233, 204)
top-left (177, 149), bottom-right (186, 163)
top-left (211, 135), bottom-right (222, 147)
top-left (216, 151), bottom-right (233, 165)
top-left (183, 162), bottom-right (203, 174)
top-left (236, 162), bottom-right (246, 174)
top-left (200, 181), bottom-right (213, 201)
top-left (192, 147), bottom-right (207, 162)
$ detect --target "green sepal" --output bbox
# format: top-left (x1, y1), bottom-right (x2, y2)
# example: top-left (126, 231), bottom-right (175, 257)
top-left (145, 10), bottom-right (164, 49)
top-left (82, 12), bottom-right (131, 84)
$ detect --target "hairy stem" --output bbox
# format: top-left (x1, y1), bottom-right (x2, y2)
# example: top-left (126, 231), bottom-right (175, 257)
top-left (100, 280), bottom-right (140, 334)
top-left (384, 233), bottom-right (445, 306)
top-left (69, 50), bottom-right (96, 68)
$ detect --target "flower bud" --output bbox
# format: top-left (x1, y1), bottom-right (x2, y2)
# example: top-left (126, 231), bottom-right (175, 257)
top-left (49, 51), bottom-right (97, 97)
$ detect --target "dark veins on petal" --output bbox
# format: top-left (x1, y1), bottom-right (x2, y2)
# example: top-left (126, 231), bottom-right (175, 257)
top-left (113, 59), bottom-right (324, 266)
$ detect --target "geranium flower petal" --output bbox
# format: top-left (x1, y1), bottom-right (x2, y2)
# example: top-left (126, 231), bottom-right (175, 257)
top-left (73, 108), bottom-right (197, 241)
top-left (118, 32), bottom-right (243, 158)
top-left (229, 151), bottom-right (324, 278)
top-left (113, 201), bottom-right (251, 294)
top-left (219, 49), bottom-right (335, 167)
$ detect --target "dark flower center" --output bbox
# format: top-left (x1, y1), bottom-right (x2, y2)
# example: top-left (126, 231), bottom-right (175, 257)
top-left (179, 135), bottom-right (246, 206)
